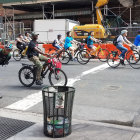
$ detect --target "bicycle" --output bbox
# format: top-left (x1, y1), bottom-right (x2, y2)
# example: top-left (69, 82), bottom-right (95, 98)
top-left (13, 46), bottom-right (28, 61)
top-left (18, 57), bottom-right (67, 87)
top-left (86, 41), bottom-right (109, 62)
top-left (58, 43), bottom-right (90, 65)
top-left (107, 45), bottom-right (140, 68)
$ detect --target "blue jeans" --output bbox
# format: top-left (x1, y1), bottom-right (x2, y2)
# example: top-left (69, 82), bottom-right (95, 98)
top-left (116, 44), bottom-right (128, 59)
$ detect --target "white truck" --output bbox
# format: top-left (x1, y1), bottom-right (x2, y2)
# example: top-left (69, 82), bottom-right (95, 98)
top-left (33, 19), bottom-right (79, 43)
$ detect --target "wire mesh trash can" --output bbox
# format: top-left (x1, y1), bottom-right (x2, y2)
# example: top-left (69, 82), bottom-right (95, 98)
top-left (42, 86), bottom-right (75, 138)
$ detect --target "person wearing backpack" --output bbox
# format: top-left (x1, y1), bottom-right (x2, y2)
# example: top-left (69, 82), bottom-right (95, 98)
top-left (87, 31), bottom-right (101, 58)
top-left (115, 30), bottom-right (133, 65)
top-left (52, 34), bottom-right (64, 55)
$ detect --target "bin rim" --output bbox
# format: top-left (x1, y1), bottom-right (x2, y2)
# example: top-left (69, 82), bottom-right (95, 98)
top-left (42, 86), bottom-right (75, 92)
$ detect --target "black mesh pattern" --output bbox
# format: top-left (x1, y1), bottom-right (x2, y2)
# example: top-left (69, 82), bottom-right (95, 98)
top-left (42, 86), bottom-right (75, 138)
top-left (0, 117), bottom-right (34, 140)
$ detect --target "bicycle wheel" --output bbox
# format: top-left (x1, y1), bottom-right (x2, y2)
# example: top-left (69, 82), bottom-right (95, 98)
top-left (77, 50), bottom-right (90, 65)
top-left (49, 68), bottom-right (67, 86)
top-left (98, 49), bottom-right (109, 62)
top-left (58, 51), bottom-right (70, 64)
top-left (13, 49), bottom-right (22, 61)
top-left (129, 51), bottom-right (140, 69)
top-left (19, 66), bottom-right (36, 87)
top-left (107, 52), bottom-right (120, 68)
top-left (126, 50), bottom-right (139, 63)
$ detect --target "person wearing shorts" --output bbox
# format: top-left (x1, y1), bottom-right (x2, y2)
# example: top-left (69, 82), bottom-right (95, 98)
top-left (87, 31), bottom-right (100, 58)
top-left (134, 30), bottom-right (140, 53)
top-left (16, 34), bottom-right (26, 55)
top-left (52, 34), bottom-right (64, 55)
top-left (64, 31), bottom-right (79, 61)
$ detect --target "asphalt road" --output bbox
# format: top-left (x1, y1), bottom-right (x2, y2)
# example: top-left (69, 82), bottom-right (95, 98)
top-left (0, 57), bottom-right (140, 127)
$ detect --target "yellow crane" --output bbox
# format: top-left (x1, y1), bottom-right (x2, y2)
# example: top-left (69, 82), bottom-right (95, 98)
top-left (71, 0), bottom-right (126, 41)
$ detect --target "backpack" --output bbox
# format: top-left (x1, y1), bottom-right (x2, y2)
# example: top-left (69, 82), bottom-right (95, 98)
top-left (113, 35), bottom-right (119, 46)
top-left (85, 37), bottom-right (88, 44)
top-left (52, 40), bottom-right (57, 47)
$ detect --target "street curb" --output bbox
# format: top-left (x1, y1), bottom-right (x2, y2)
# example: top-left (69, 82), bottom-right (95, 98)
top-left (1, 108), bottom-right (140, 133)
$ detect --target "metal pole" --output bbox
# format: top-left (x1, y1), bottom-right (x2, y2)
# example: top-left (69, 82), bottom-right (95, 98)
top-left (13, 7), bottom-right (15, 40)
top-left (130, 8), bottom-right (132, 27)
top-left (52, 4), bottom-right (55, 19)
top-left (42, 5), bottom-right (45, 20)
top-left (92, 1), bottom-right (94, 24)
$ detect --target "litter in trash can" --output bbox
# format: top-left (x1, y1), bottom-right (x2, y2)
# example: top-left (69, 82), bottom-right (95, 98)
top-left (46, 117), bottom-right (70, 135)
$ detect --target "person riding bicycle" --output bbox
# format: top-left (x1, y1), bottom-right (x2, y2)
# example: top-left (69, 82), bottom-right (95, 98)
top-left (52, 34), bottom-right (64, 55)
top-left (116, 30), bottom-right (133, 65)
top-left (24, 32), bottom-right (32, 43)
top-left (87, 31), bottom-right (101, 58)
top-left (0, 44), bottom-right (13, 66)
top-left (27, 32), bottom-right (50, 85)
top-left (64, 31), bottom-right (80, 61)
top-left (134, 30), bottom-right (140, 53)
top-left (16, 34), bottom-right (26, 56)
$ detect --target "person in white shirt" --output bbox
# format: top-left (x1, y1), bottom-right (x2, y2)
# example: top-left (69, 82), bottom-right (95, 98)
top-left (24, 32), bottom-right (32, 44)
top-left (52, 34), bottom-right (64, 55)
top-left (116, 30), bottom-right (133, 64)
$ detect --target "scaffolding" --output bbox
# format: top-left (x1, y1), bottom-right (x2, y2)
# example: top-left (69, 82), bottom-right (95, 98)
top-left (3, 8), bottom-right (24, 43)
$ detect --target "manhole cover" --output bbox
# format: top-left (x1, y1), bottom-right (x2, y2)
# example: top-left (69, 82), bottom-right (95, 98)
top-left (0, 117), bottom-right (35, 140)
top-left (105, 85), bottom-right (120, 91)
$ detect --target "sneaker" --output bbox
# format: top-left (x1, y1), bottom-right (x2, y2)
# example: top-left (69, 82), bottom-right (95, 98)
top-left (119, 56), bottom-right (123, 60)
top-left (71, 58), bottom-right (77, 62)
top-left (0, 96), bottom-right (2, 99)
top-left (90, 55), bottom-right (96, 59)
top-left (120, 60), bottom-right (125, 65)
top-left (36, 80), bottom-right (43, 85)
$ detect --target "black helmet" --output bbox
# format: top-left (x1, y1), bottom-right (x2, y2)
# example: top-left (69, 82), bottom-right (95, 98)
top-left (57, 34), bottom-right (62, 38)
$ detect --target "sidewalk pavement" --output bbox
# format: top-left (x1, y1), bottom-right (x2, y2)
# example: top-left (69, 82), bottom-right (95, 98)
top-left (7, 119), bottom-right (140, 140)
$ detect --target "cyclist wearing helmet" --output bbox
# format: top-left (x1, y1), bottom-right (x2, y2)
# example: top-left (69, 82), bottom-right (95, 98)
top-left (0, 44), bottom-right (13, 65)
top-left (27, 32), bottom-right (50, 85)
top-left (116, 30), bottom-right (133, 65)
top-left (134, 30), bottom-right (140, 52)
top-left (52, 34), bottom-right (64, 55)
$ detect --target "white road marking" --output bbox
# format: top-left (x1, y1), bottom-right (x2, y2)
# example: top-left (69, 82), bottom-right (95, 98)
top-left (5, 63), bottom-right (109, 111)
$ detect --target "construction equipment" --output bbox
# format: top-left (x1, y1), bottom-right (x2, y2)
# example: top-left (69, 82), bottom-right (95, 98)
top-left (72, 0), bottom-right (128, 41)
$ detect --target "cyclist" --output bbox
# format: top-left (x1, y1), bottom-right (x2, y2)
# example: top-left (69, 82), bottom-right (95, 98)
top-left (27, 32), bottom-right (50, 85)
top-left (16, 34), bottom-right (26, 55)
top-left (64, 31), bottom-right (80, 61)
top-left (87, 31), bottom-right (101, 58)
top-left (134, 30), bottom-right (140, 52)
top-left (0, 44), bottom-right (13, 65)
top-left (52, 34), bottom-right (64, 55)
top-left (116, 30), bottom-right (133, 65)
top-left (24, 32), bottom-right (32, 43)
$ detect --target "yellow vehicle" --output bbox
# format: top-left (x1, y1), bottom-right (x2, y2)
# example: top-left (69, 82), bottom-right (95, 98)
top-left (72, 24), bottom-right (108, 41)
top-left (72, 0), bottom-right (128, 41)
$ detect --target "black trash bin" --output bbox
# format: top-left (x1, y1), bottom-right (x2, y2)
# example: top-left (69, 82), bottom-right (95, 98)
top-left (42, 86), bottom-right (75, 138)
